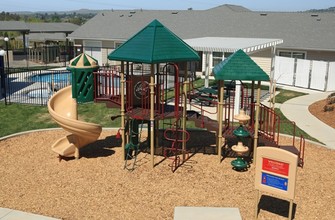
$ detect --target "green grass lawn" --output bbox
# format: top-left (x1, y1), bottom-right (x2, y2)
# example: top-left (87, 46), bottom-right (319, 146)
top-left (0, 79), bottom-right (318, 143)
top-left (273, 89), bottom-right (307, 104)
top-left (0, 102), bottom-right (121, 138)
top-left (0, 103), bottom-right (56, 137)
top-left (274, 108), bottom-right (320, 143)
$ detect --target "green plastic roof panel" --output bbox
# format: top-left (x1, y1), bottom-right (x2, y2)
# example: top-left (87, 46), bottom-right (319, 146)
top-left (108, 19), bottom-right (200, 64)
top-left (213, 49), bottom-right (269, 81)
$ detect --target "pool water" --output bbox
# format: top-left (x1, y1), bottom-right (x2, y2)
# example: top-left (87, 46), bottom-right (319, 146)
top-left (27, 89), bottom-right (50, 98)
top-left (30, 72), bottom-right (72, 83)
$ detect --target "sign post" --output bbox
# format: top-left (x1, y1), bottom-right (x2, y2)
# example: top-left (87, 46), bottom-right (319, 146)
top-left (254, 147), bottom-right (298, 220)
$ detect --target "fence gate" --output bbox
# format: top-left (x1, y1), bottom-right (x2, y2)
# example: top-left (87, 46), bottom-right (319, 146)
top-left (327, 62), bottom-right (335, 91)
top-left (274, 56), bottom-right (335, 91)
top-left (310, 60), bottom-right (328, 91)
top-left (295, 59), bottom-right (310, 88)
top-left (274, 56), bottom-right (294, 86)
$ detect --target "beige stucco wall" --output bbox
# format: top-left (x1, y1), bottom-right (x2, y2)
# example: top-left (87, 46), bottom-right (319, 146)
top-left (306, 50), bottom-right (335, 61)
top-left (250, 48), bottom-right (272, 74)
top-left (277, 47), bottom-right (335, 61)
top-left (101, 40), bottom-right (122, 66)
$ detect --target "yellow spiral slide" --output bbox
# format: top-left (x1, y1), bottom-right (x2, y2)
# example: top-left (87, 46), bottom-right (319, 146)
top-left (48, 86), bottom-right (102, 159)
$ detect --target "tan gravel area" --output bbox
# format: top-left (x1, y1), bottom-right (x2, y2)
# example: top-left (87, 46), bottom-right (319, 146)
top-left (309, 98), bottom-right (335, 129)
top-left (0, 129), bottom-right (334, 220)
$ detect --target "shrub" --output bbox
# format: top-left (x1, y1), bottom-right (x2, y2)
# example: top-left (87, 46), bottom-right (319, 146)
top-left (328, 92), bottom-right (335, 98)
top-left (323, 105), bottom-right (334, 112)
top-left (327, 97), bottom-right (335, 105)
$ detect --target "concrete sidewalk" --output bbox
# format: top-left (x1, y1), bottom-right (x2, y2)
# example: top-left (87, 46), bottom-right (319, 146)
top-left (0, 208), bottom-right (60, 220)
top-left (280, 91), bottom-right (335, 149)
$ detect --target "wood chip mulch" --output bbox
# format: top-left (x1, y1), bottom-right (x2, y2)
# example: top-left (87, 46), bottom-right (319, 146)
top-left (1, 129), bottom-right (335, 220)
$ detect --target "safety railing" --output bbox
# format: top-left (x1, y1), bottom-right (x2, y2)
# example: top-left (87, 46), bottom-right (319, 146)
top-left (250, 103), bottom-right (280, 145)
top-left (94, 67), bottom-right (121, 103)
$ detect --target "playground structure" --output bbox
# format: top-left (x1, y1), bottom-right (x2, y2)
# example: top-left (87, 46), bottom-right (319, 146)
top-left (91, 20), bottom-right (305, 171)
top-left (47, 19), bottom-right (305, 171)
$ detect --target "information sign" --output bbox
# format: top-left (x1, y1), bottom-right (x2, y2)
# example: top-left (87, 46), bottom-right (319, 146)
top-left (261, 172), bottom-right (288, 191)
top-left (255, 147), bottom-right (298, 200)
top-left (262, 158), bottom-right (289, 176)
top-left (255, 147), bottom-right (298, 220)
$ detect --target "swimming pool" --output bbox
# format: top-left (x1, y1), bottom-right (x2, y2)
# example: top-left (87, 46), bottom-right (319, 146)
top-left (27, 88), bottom-right (50, 98)
top-left (30, 72), bottom-right (72, 83)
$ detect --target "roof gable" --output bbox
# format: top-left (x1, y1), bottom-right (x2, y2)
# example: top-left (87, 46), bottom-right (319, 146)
top-left (213, 49), bottom-right (269, 81)
top-left (108, 19), bottom-right (200, 64)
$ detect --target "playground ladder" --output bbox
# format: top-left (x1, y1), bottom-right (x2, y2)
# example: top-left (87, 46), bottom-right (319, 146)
top-left (163, 124), bottom-right (190, 172)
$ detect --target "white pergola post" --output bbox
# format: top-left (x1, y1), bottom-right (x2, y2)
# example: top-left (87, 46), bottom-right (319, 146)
top-left (234, 81), bottom-right (241, 115)
top-left (204, 51), bottom-right (211, 88)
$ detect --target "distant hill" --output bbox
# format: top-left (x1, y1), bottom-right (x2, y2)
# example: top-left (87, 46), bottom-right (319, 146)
top-left (10, 9), bottom-right (103, 15)
top-left (7, 5), bottom-right (335, 15)
top-left (305, 6), bottom-right (335, 13)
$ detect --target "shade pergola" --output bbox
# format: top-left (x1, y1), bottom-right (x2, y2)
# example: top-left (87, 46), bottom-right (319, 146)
top-left (184, 37), bottom-right (283, 53)
top-left (184, 37), bottom-right (282, 87)
top-left (0, 21), bottom-right (78, 54)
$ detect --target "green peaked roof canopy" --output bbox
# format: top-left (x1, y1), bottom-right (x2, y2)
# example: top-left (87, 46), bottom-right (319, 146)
top-left (67, 53), bottom-right (99, 69)
top-left (108, 19), bottom-right (200, 64)
top-left (213, 49), bottom-right (269, 81)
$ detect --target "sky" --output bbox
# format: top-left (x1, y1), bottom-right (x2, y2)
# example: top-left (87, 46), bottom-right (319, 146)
top-left (1, 0), bottom-right (334, 12)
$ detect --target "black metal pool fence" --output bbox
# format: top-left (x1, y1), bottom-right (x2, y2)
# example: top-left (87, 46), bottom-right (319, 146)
top-left (0, 68), bottom-right (71, 106)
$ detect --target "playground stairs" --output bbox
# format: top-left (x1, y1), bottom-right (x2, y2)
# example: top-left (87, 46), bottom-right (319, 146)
top-left (94, 94), bottom-right (122, 108)
top-left (186, 111), bottom-right (220, 133)
top-left (105, 95), bottom-right (122, 108)
top-left (255, 104), bottom-right (305, 168)
top-left (187, 106), bottom-right (305, 168)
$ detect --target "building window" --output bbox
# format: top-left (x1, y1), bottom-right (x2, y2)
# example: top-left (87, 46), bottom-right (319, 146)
top-left (224, 52), bottom-right (233, 59)
top-left (278, 51), bottom-right (306, 59)
top-left (292, 52), bottom-right (306, 59)
top-left (212, 52), bottom-right (223, 66)
top-left (115, 42), bottom-right (123, 48)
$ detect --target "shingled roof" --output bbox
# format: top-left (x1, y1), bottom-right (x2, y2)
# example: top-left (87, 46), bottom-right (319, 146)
top-left (69, 5), bottom-right (335, 52)
top-left (213, 49), bottom-right (269, 81)
top-left (108, 19), bottom-right (200, 64)
top-left (0, 21), bottom-right (79, 34)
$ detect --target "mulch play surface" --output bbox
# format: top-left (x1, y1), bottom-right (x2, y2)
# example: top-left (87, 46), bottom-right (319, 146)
top-left (1, 129), bottom-right (334, 220)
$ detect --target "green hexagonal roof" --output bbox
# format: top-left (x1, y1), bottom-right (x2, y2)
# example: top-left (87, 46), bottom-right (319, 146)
top-left (108, 19), bottom-right (200, 64)
top-left (213, 49), bottom-right (269, 81)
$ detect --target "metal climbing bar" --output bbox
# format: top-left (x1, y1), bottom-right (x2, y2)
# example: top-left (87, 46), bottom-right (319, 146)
top-left (163, 127), bottom-right (191, 172)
